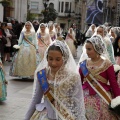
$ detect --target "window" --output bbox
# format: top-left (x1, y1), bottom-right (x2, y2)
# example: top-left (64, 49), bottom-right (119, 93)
top-left (59, 2), bottom-right (60, 12)
top-left (70, 2), bottom-right (71, 12)
top-left (61, 2), bottom-right (64, 13)
top-left (30, 1), bottom-right (39, 10)
top-left (65, 2), bottom-right (69, 12)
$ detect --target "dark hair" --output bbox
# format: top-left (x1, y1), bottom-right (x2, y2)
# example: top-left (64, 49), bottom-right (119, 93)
top-left (1, 22), bottom-right (7, 27)
top-left (113, 35), bottom-right (120, 56)
top-left (47, 44), bottom-right (63, 58)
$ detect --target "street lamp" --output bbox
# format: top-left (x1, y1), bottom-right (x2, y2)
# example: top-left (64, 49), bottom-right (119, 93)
top-left (43, 0), bottom-right (49, 23)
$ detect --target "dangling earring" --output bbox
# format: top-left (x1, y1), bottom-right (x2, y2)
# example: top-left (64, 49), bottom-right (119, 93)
top-left (97, 54), bottom-right (99, 58)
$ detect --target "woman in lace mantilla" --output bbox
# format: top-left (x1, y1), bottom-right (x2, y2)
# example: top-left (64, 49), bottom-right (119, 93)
top-left (79, 35), bottom-right (120, 120)
top-left (36, 23), bottom-right (52, 61)
top-left (9, 21), bottom-right (39, 78)
top-left (25, 40), bottom-right (86, 120)
top-left (65, 28), bottom-right (77, 58)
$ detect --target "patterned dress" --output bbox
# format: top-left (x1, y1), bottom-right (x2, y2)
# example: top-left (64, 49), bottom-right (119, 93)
top-left (37, 32), bottom-right (51, 60)
top-left (25, 68), bottom-right (86, 120)
top-left (79, 59), bottom-right (120, 120)
top-left (9, 32), bottom-right (39, 78)
top-left (0, 59), bottom-right (7, 101)
top-left (65, 33), bottom-right (77, 57)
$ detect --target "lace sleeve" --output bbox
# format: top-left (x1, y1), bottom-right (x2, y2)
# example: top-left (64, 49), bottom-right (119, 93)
top-left (106, 40), bottom-right (116, 64)
top-left (71, 74), bottom-right (86, 120)
top-left (59, 73), bottom-right (86, 120)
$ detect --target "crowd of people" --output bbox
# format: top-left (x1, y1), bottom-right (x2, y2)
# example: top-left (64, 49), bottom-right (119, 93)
top-left (0, 19), bottom-right (120, 120)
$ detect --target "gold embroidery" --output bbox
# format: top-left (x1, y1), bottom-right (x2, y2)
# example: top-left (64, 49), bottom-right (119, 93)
top-left (87, 59), bottom-right (112, 83)
top-left (40, 71), bottom-right (42, 75)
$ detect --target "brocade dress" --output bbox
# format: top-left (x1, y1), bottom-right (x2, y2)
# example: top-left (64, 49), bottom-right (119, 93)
top-left (79, 59), bottom-right (120, 120)
top-left (0, 59), bottom-right (7, 101)
top-left (9, 32), bottom-right (39, 78)
top-left (25, 68), bottom-right (86, 120)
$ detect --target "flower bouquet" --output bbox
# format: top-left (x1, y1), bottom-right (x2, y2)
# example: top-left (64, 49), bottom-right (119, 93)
top-left (13, 45), bottom-right (20, 49)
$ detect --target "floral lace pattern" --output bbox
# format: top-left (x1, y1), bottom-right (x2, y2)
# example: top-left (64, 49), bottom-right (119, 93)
top-left (51, 68), bottom-right (86, 120)
top-left (86, 59), bottom-right (112, 83)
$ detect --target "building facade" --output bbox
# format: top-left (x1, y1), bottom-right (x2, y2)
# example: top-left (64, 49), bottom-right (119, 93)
top-left (29, 0), bottom-right (81, 31)
top-left (2, 0), bottom-right (120, 31)
top-left (13, 0), bottom-right (27, 22)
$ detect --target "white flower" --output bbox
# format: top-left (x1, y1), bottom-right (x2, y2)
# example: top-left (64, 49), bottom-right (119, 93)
top-left (13, 45), bottom-right (20, 49)
top-left (111, 96), bottom-right (120, 108)
top-left (113, 64), bottom-right (120, 72)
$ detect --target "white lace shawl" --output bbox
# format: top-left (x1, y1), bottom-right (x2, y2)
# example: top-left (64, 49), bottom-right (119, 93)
top-left (32, 40), bottom-right (86, 119)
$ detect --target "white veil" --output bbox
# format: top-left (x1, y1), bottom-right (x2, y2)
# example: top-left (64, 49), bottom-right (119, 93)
top-left (79, 34), bottom-right (107, 63)
top-left (67, 28), bottom-right (76, 40)
top-left (36, 23), bottom-right (49, 35)
top-left (21, 21), bottom-right (35, 33)
top-left (33, 40), bottom-right (86, 119)
top-left (48, 22), bottom-right (57, 39)
top-left (33, 40), bottom-right (78, 89)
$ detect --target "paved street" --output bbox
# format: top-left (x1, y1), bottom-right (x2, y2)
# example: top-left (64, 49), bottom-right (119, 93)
top-left (0, 45), bottom-right (83, 120)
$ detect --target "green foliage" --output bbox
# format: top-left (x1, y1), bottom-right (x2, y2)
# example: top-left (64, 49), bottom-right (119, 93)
top-left (0, 0), bottom-right (11, 6)
top-left (41, 7), bottom-right (58, 23)
top-left (27, 12), bottom-right (38, 21)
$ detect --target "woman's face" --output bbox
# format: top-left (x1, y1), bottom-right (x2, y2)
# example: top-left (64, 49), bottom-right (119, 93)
top-left (47, 50), bottom-right (63, 73)
top-left (92, 25), bottom-right (95, 31)
top-left (85, 42), bottom-right (97, 59)
top-left (40, 25), bottom-right (45, 32)
top-left (49, 25), bottom-right (53, 30)
top-left (25, 23), bottom-right (31, 31)
top-left (97, 27), bottom-right (104, 37)
top-left (111, 30), bottom-right (115, 37)
top-left (7, 25), bottom-right (12, 29)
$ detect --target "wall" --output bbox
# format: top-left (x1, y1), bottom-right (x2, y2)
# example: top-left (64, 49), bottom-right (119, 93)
top-left (0, 4), bottom-right (3, 22)
top-left (14, 0), bottom-right (27, 22)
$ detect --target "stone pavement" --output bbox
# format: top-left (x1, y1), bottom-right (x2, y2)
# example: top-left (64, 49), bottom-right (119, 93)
top-left (0, 45), bottom-right (83, 120)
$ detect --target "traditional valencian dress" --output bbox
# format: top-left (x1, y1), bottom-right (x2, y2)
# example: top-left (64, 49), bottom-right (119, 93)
top-left (65, 33), bottom-right (77, 57)
top-left (25, 40), bottom-right (86, 120)
top-left (49, 30), bottom-right (56, 41)
top-left (37, 32), bottom-right (51, 60)
top-left (0, 59), bottom-right (7, 101)
top-left (25, 67), bottom-right (86, 120)
top-left (79, 59), bottom-right (120, 120)
top-left (9, 32), bottom-right (39, 78)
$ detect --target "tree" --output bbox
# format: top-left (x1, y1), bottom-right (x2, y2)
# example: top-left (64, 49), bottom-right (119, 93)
top-left (0, 0), bottom-right (10, 6)
top-left (41, 7), bottom-right (58, 23)
top-left (27, 12), bottom-right (38, 21)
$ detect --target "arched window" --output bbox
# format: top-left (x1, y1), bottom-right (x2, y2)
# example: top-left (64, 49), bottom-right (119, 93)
top-left (49, 3), bottom-right (54, 9)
